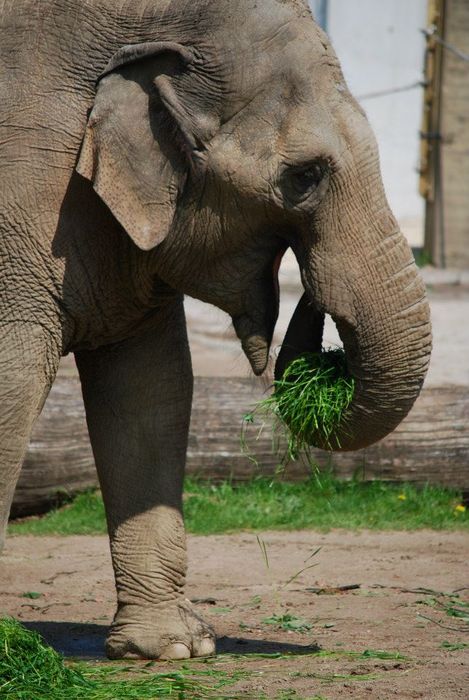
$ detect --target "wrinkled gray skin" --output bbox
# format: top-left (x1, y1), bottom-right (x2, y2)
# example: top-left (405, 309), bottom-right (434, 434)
top-left (0, 0), bottom-right (431, 659)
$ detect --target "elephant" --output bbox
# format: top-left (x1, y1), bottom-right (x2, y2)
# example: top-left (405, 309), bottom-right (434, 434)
top-left (0, 0), bottom-right (431, 659)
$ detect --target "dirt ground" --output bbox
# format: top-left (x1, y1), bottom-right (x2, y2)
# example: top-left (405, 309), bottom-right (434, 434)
top-left (1, 530), bottom-right (468, 699)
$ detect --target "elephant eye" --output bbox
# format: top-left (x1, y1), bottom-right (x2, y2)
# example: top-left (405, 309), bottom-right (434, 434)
top-left (291, 163), bottom-right (324, 191)
top-left (283, 161), bottom-right (328, 206)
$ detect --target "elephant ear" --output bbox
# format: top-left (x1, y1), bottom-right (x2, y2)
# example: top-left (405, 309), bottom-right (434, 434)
top-left (77, 42), bottom-right (217, 251)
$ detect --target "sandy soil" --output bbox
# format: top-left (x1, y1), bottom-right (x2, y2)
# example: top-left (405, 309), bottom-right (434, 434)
top-left (1, 530), bottom-right (468, 699)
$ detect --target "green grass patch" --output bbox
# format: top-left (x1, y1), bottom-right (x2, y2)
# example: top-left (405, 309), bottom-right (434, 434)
top-left (9, 474), bottom-right (469, 537)
top-left (412, 247), bottom-right (432, 267)
top-left (291, 670), bottom-right (383, 683)
top-left (0, 617), bottom-right (89, 699)
top-left (254, 349), bottom-right (354, 454)
top-left (10, 489), bottom-right (108, 536)
top-left (21, 591), bottom-right (42, 600)
top-left (0, 617), bottom-right (255, 699)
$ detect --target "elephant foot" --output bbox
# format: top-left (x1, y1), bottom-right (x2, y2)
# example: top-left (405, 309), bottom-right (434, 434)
top-left (105, 599), bottom-right (216, 660)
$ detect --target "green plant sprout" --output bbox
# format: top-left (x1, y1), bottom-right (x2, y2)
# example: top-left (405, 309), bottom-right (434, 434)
top-left (257, 349), bottom-right (354, 456)
top-left (262, 613), bottom-right (313, 634)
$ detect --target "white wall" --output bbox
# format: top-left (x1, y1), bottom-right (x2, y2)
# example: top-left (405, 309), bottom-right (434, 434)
top-left (310, 0), bottom-right (427, 246)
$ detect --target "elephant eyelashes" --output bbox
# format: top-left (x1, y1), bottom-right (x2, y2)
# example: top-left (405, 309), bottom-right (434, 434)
top-left (282, 161), bottom-right (328, 208)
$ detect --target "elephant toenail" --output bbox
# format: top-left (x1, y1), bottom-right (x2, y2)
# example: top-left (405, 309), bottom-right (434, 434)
top-left (121, 650), bottom-right (142, 660)
top-left (194, 636), bottom-right (216, 657)
top-left (160, 642), bottom-right (191, 660)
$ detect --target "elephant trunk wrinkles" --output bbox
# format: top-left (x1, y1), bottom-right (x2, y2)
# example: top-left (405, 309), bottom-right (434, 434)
top-left (277, 226), bottom-right (432, 452)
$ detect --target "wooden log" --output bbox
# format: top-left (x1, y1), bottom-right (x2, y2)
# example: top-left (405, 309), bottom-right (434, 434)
top-left (187, 379), bottom-right (469, 489)
top-left (12, 377), bottom-right (95, 517)
top-left (11, 376), bottom-right (469, 517)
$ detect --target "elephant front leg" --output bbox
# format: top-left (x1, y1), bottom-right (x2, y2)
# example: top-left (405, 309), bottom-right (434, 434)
top-left (105, 508), bottom-right (214, 660)
top-left (0, 323), bottom-right (59, 549)
top-left (75, 301), bottom-right (215, 660)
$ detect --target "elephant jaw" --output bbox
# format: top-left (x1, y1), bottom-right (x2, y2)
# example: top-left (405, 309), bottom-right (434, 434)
top-left (232, 248), bottom-right (287, 376)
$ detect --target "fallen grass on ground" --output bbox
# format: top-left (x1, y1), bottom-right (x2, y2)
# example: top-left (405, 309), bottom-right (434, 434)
top-left (0, 617), bottom-right (255, 700)
top-left (416, 592), bottom-right (469, 637)
top-left (9, 473), bottom-right (468, 536)
top-left (0, 617), bottom-right (404, 700)
top-left (0, 617), bottom-right (413, 700)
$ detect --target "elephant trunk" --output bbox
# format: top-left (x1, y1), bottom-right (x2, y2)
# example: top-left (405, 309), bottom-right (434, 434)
top-left (276, 224), bottom-right (432, 452)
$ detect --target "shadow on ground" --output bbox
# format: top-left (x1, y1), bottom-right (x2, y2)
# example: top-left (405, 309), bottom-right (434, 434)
top-left (217, 635), bottom-right (319, 655)
top-left (23, 621), bottom-right (107, 658)
top-left (23, 621), bottom-right (319, 659)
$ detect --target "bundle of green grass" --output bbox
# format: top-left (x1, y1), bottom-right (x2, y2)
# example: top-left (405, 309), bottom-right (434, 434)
top-left (0, 617), bottom-right (219, 699)
top-left (0, 617), bottom-right (90, 700)
top-left (260, 348), bottom-right (355, 455)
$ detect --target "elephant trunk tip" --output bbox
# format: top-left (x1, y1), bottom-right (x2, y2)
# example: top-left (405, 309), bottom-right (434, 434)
top-left (273, 285), bottom-right (431, 453)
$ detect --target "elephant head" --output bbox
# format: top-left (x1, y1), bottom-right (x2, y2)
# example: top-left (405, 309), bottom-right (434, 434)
top-left (77, 0), bottom-right (431, 451)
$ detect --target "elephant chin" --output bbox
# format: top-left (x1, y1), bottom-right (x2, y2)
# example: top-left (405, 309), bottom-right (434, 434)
top-left (241, 333), bottom-right (271, 375)
top-left (232, 305), bottom-right (278, 376)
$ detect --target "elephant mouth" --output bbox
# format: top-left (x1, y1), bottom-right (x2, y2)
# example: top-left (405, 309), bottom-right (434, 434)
top-left (272, 248), bottom-right (286, 307)
top-left (274, 293), bottom-right (325, 382)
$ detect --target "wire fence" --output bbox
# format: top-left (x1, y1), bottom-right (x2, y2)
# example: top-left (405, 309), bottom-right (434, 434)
top-left (358, 81), bottom-right (423, 101)
top-left (423, 28), bottom-right (469, 63)
top-left (357, 29), bottom-right (469, 102)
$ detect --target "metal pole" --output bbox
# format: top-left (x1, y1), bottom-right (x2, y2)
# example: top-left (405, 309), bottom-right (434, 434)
top-left (311, 0), bottom-right (328, 31)
top-left (421, 0), bottom-right (446, 267)
top-left (318, 0), bottom-right (328, 31)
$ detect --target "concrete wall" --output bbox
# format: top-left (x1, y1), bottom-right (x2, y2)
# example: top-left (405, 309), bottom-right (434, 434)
top-left (309, 0), bottom-right (427, 246)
